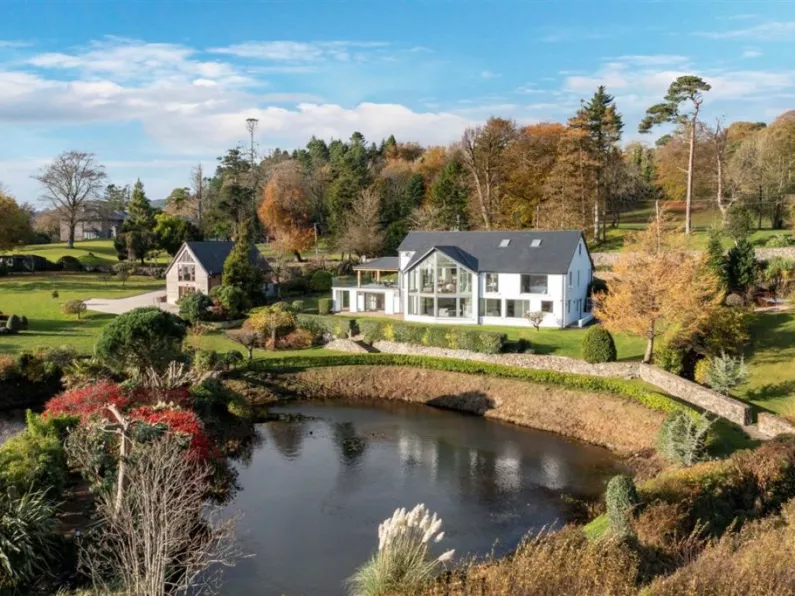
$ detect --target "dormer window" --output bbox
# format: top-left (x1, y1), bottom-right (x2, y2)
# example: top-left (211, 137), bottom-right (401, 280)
top-left (499, 239), bottom-right (510, 247)
top-left (530, 239), bottom-right (542, 248)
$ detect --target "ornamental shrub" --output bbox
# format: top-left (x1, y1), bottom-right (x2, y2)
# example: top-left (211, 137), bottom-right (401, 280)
top-left (177, 291), bottom-right (212, 324)
top-left (581, 326), bottom-right (617, 363)
top-left (5, 314), bottom-right (22, 333)
top-left (707, 353), bottom-right (748, 396)
top-left (309, 270), bottom-right (333, 292)
top-left (56, 255), bottom-right (83, 271)
top-left (291, 300), bottom-right (305, 313)
top-left (694, 358), bottom-right (711, 386)
top-left (655, 343), bottom-right (684, 376)
top-left (62, 300), bottom-right (87, 319)
top-left (657, 412), bottom-right (713, 466)
top-left (19, 316), bottom-right (28, 330)
top-left (605, 475), bottom-right (639, 538)
top-left (359, 320), bottom-right (385, 343)
top-left (318, 298), bottom-right (332, 315)
top-left (222, 350), bottom-right (244, 369)
top-left (280, 276), bottom-right (309, 296)
top-left (95, 307), bottom-right (187, 373)
top-left (213, 284), bottom-right (250, 319)
top-left (192, 349), bottom-right (218, 374)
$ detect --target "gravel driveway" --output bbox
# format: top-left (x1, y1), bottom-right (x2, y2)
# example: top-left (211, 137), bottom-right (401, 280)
top-left (84, 289), bottom-right (177, 315)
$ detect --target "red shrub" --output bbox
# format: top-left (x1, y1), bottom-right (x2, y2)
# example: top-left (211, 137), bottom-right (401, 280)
top-left (129, 406), bottom-right (217, 462)
top-left (44, 382), bottom-right (131, 422)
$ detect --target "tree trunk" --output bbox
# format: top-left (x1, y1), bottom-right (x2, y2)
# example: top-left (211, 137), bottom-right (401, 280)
top-left (643, 335), bottom-right (655, 364)
top-left (67, 219), bottom-right (76, 249)
top-left (685, 116), bottom-right (697, 235)
top-left (293, 251), bottom-right (304, 263)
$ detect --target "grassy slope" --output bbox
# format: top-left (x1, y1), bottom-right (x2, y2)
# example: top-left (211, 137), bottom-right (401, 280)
top-left (738, 312), bottom-right (795, 416)
top-left (9, 239), bottom-right (171, 265)
top-left (0, 273), bottom-right (164, 354)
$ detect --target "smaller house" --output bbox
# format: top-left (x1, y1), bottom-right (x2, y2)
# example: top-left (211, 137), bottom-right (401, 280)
top-left (59, 210), bottom-right (127, 242)
top-left (164, 241), bottom-right (271, 305)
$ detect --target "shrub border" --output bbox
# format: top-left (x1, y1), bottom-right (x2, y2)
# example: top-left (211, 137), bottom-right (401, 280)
top-left (248, 353), bottom-right (698, 418)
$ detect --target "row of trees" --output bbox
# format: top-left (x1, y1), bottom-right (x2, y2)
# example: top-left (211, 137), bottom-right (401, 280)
top-left (20, 76), bottom-right (795, 260)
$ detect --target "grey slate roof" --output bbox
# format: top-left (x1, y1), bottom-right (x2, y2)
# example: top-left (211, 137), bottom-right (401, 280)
top-left (399, 230), bottom-right (585, 275)
top-left (183, 241), bottom-right (270, 276)
top-left (353, 256), bottom-right (400, 271)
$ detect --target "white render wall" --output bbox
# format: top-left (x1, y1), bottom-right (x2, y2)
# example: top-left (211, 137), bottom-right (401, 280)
top-left (563, 237), bottom-right (592, 326)
top-left (165, 246), bottom-right (210, 305)
top-left (478, 272), bottom-right (566, 328)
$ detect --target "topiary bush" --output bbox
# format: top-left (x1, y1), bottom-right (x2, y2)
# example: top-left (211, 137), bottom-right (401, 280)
top-left (56, 255), bottom-right (83, 271)
top-left (95, 307), bottom-right (187, 373)
top-left (605, 474), bottom-right (639, 538)
top-left (177, 291), bottom-right (212, 324)
top-left (581, 326), bottom-right (617, 364)
top-left (318, 298), bottom-right (332, 315)
top-left (655, 343), bottom-right (684, 375)
top-left (309, 270), bottom-right (333, 292)
top-left (694, 358), bottom-right (711, 386)
top-left (6, 314), bottom-right (22, 333)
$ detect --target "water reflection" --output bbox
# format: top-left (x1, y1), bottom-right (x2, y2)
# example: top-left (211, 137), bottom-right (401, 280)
top-left (223, 400), bottom-right (620, 596)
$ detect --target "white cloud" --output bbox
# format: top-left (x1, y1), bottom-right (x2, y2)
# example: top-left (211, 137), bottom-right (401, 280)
top-left (210, 40), bottom-right (389, 62)
top-left (0, 40), bottom-right (32, 48)
top-left (742, 49), bottom-right (763, 58)
top-left (698, 21), bottom-right (795, 40)
top-left (480, 70), bottom-right (501, 79)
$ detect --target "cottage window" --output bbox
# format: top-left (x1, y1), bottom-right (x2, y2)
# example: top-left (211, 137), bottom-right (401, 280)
top-left (178, 264), bottom-right (196, 282)
top-left (521, 274), bottom-right (547, 294)
top-left (505, 299), bottom-right (530, 318)
top-left (485, 273), bottom-right (499, 293)
top-left (479, 298), bottom-right (502, 317)
top-left (541, 301), bottom-right (553, 313)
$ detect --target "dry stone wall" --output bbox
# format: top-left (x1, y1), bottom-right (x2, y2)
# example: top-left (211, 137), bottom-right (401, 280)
top-left (364, 340), bottom-right (754, 426)
top-left (758, 413), bottom-right (795, 438)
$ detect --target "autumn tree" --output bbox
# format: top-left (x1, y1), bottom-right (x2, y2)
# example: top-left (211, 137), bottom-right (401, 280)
top-left (639, 75), bottom-right (712, 234)
top-left (258, 161), bottom-right (314, 261)
top-left (0, 189), bottom-right (33, 251)
top-left (33, 150), bottom-right (107, 247)
top-left (336, 188), bottom-right (385, 257)
top-left (460, 117), bottom-right (517, 229)
top-left (594, 208), bottom-right (721, 363)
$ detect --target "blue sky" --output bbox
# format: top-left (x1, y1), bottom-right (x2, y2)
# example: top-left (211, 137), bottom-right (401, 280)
top-left (1, 0), bottom-right (794, 203)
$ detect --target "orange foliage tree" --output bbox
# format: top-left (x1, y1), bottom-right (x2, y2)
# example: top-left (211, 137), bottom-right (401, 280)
top-left (258, 161), bottom-right (314, 261)
top-left (594, 208), bottom-right (721, 363)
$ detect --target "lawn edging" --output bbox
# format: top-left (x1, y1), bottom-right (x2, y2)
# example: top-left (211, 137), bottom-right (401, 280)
top-left (248, 353), bottom-right (698, 419)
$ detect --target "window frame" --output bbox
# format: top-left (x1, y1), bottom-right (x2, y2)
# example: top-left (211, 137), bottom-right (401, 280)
top-left (521, 274), bottom-right (548, 295)
top-left (484, 272), bottom-right (499, 293)
top-left (541, 300), bottom-right (554, 314)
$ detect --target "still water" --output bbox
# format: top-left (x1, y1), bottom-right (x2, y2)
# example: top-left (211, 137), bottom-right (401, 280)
top-left (222, 400), bottom-right (620, 595)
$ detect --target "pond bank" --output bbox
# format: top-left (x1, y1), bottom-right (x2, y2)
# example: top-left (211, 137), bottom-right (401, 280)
top-left (232, 365), bottom-right (667, 456)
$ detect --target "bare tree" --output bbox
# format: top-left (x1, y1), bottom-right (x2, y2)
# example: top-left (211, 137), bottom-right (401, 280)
top-left (409, 203), bottom-right (446, 231)
top-left (226, 329), bottom-right (263, 361)
top-left (70, 433), bottom-right (241, 595)
top-left (191, 163), bottom-right (206, 230)
top-left (32, 151), bottom-right (107, 247)
top-left (336, 187), bottom-right (385, 257)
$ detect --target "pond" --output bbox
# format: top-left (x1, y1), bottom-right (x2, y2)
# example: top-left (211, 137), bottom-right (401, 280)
top-left (222, 400), bottom-right (621, 595)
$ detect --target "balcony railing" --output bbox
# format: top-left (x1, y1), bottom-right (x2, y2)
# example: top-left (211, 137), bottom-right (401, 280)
top-left (332, 276), bottom-right (398, 289)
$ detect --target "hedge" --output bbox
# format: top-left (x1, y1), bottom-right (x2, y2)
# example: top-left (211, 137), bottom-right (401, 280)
top-left (301, 315), bottom-right (507, 355)
top-left (247, 353), bottom-right (698, 418)
top-left (296, 314), bottom-right (356, 340)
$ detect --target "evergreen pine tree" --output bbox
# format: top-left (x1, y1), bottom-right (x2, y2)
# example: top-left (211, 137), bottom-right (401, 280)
top-left (222, 219), bottom-right (265, 303)
top-left (725, 239), bottom-right (757, 294)
top-left (429, 161), bottom-right (469, 230)
top-left (706, 228), bottom-right (728, 293)
top-left (123, 179), bottom-right (155, 262)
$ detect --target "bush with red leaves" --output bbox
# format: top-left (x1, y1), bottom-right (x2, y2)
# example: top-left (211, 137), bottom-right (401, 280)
top-left (44, 382), bottom-right (131, 422)
top-left (129, 406), bottom-right (218, 462)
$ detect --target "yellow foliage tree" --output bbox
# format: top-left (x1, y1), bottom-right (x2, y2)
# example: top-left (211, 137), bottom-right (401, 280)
top-left (594, 208), bottom-right (721, 363)
top-left (258, 161), bottom-right (314, 261)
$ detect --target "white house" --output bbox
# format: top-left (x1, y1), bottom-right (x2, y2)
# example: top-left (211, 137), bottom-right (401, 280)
top-left (331, 230), bottom-right (593, 328)
top-left (164, 241), bottom-right (271, 305)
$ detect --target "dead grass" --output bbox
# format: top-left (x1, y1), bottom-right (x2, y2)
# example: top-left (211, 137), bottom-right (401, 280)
top-left (646, 500), bottom-right (795, 596)
top-left (280, 366), bottom-right (667, 454)
top-left (403, 527), bottom-right (638, 596)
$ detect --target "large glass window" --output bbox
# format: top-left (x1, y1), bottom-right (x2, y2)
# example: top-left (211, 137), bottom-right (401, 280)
top-left (506, 299), bottom-right (530, 318)
top-left (407, 296), bottom-right (417, 315)
top-left (459, 268), bottom-right (472, 294)
top-left (436, 254), bottom-right (458, 293)
top-left (421, 297), bottom-right (435, 316)
top-left (480, 298), bottom-right (502, 317)
top-left (485, 273), bottom-right (499, 293)
top-left (178, 264), bottom-right (195, 282)
top-left (437, 297), bottom-right (457, 317)
top-left (406, 251), bottom-right (474, 318)
top-left (521, 274), bottom-right (548, 294)
top-left (419, 260), bottom-right (435, 293)
top-left (458, 297), bottom-right (472, 318)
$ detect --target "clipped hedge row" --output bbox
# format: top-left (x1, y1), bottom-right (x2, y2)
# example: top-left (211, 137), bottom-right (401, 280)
top-left (248, 353), bottom-right (697, 418)
top-left (296, 314), bottom-right (357, 340)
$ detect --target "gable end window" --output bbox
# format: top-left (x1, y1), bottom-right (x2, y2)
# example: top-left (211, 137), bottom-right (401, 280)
top-left (521, 274), bottom-right (547, 294)
top-left (485, 273), bottom-right (499, 293)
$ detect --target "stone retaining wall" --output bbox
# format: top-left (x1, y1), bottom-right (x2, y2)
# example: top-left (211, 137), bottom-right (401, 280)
top-left (365, 340), bottom-right (754, 426)
top-left (758, 413), bottom-right (795, 438)
top-left (592, 246), bottom-right (795, 268)
top-left (636, 365), bottom-right (753, 426)
top-left (326, 338), bottom-right (372, 353)
top-left (371, 341), bottom-right (638, 378)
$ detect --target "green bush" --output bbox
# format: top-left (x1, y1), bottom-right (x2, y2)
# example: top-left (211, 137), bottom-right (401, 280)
top-left (192, 349), bottom-right (218, 374)
top-left (56, 255), bottom-right (82, 271)
top-left (309, 270), bottom-right (333, 292)
top-left (291, 300), bottom-right (305, 313)
top-left (657, 412), bottom-right (713, 466)
top-left (95, 307), bottom-right (187, 372)
top-left (352, 319), bottom-right (505, 354)
top-left (51, 290), bottom-right (59, 299)
top-left (249, 354), bottom-right (698, 418)
top-left (296, 314), bottom-right (356, 340)
top-left (19, 316), bottom-right (28, 330)
top-left (606, 475), bottom-right (639, 538)
top-left (581, 326), bottom-right (617, 364)
top-left (280, 276), bottom-right (309, 296)
top-left (694, 358), bottom-right (711, 385)
top-left (359, 320), bottom-right (385, 343)
top-left (318, 298), bottom-right (332, 315)
top-left (223, 350), bottom-right (244, 369)
top-left (655, 343), bottom-right (685, 375)
top-left (6, 314), bottom-right (22, 333)
top-left (62, 299), bottom-right (87, 319)
top-left (177, 291), bottom-right (212, 324)
top-left (213, 284), bottom-right (250, 319)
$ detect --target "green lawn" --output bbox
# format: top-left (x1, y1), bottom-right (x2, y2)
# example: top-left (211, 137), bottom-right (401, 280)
top-left (738, 312), bottom-right (795, 417)
top-left (0, 273), bottom-right (165, 354)
top-left (8, 239), bottom-right (172, 265)
top-left (337, 313), bottom-right (648, 361)
top-left (592, 202), bottom-right (792, 253)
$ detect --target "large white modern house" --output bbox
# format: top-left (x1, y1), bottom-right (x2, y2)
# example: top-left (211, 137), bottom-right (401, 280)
top-left (331, 230), bottom-right (593, 328)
